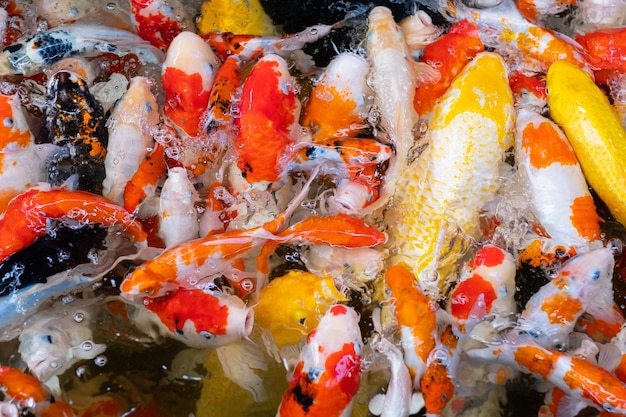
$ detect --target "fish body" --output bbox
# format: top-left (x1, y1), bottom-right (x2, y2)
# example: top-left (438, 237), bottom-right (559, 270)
top-left (157, 167), bottom-right (199, 247)
top-left (123, 142), bottom-right (167, 214)
top-left (41, 70), bottom-right (108, 194)
top-left (547, 60), bottom-right (626, 227)
top-left (388, 52), bottom-right (514, 297)
top-left (575, 27), bottom-right (626, 85)
top-left (0, 23), bottom-right (163, 76)
top-left (143, 287), bottom-right (254, 348)
top-left (276, 304), bottom-right (362, 417)
top-left (130, 0), bottom-right (190, 51)
top-left (515, 108), bottom-right (603, 249)
top-left (519, 247), bottom-right (615, 349)
top-left (196, 0), bottom-right (276, 36)
top-left (103, 76), bottom-right (160, 205)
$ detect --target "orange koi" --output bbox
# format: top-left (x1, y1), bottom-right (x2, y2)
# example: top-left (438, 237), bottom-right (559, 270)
top-left (469, 334), bottom-right (626, 415)
top-left (0, 187), bottom-right (147, 264)
top-left (235, 54), bottom-right (301, 185)
top-left (515, 0), bottom-right (575, 23)
top-left (384, 264), bottom-right (436, 387)
top-left (143, 287), bottom-right (253, 348)
top-left (123, 142), bottom-right (167, 214)
top-left (413, 19), bottom-right (484, 117)
top-left (130, 0), bottom-right (190, 51)
top-left (301, 52), bottom-right (373, 142)
top-left (162, 31), bottom-right (220, 138)
top-left (276, 304), bottom-right (362, 417)
top-left (575, 27), bottom-right (626, 85)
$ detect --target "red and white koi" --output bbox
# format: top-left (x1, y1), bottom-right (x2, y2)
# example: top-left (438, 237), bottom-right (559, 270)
top-left (123, 141), bottom-right (167, 215)
top-left (0, 186), bottom-right (147, 264)
top-left (130, 0), bottom-right (192, 51)
top-left (442, 0), bottom-right (588, 73)
top-left (518, 247), bottom-right (616, 349)
top-left (142, 287), bottom-right (254, 349)
top-left (301, 52), bottom-right (373, 142)
top-left (0, 23), bottom-right (163, 76)
top-left (234, 54), bottom-right (301, 187)
top-left (276, 304), bottom-right (362, 417)
top-left (515, 108), bottom-right (603, 251)
top-left (468, 333), bottom-right (626, 415)
top-left (157, 167), bottom-right (199, 247)
top-left (0, 91), bottom-right (47, 212)
top-left (508, 71), bottom-right (546, 111)
top-left (103, 76), bottom-right (160, 205)
top-left (162, 31), bottom-right (220, 138)
top-left (387, 52), bottom-right (514, 297)
top-left (575, 26), bottom-right (626, 86)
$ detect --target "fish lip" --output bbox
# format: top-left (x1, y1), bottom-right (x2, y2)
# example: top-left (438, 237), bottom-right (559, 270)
top-left (244, 308), bottom-right (254, 336)
top-left (30, 358), bottom-right (51, 380)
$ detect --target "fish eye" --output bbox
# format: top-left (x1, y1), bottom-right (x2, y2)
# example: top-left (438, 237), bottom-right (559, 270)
top-left (591, 270), bottom-right (600, 280)
top-left (43, 335), bottom-right (53, 344)
top-left (200, 331), bottom-right (214, 340)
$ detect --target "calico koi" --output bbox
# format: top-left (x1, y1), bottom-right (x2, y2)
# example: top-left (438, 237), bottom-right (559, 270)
top-left (387, 52), bottom-right (514, 298)
top-left (0, 23), bottom-right (163, 76)
top-left (517, 247), bottom-right (616, 349)
top-left (142, 287), bottom-right (254, 349)
top-left (546, 60), bottom-right (626, 227)
top-left (40, 70), bottom-right (108, 194)
top-left (157, 167), bottom-right (199, 247)
top-left (103, 76), bottom-right (160, 205)
top-left (162, 31), bottom-right (220, 138)
top-left (413, 19), bottom-right (484, 117)
top-left (130, 0), bottom-right (191, 51)
top-left (235, 54), bottom-right (301, 185)
top-left (301, 52), bottom-right (373, 142)
top-left (276, 304), bottom-right (363, 417)
top-left (0, 187), bottom-right (147, 264)
top-left (515, 108), bottom-right (603, 249)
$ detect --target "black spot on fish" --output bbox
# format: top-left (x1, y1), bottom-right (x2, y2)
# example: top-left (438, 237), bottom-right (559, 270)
top-left (291, 384), bottom-right (314, 412)
top-left (32, 32), bottom-right (74, 64)
top-left (2, 43), bottom-right (22, 53)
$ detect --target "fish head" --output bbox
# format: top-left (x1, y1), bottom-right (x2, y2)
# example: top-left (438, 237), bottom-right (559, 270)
top-left (18, 322), bottom-right (74, 381)
top-left (0, 92), bottom-right (33, 152)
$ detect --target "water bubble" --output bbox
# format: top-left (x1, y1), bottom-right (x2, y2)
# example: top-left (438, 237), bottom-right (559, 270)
top-left (106, 2), bottom-right (116, 9)
top-left (75, 366), bottom-right (86, 378)
top-left (94, 355), bottom-right (107, 367)
top-left (81, 341), bottom-right (93, 351)
top-left (309, 28), bottom-right (318, 36)
top-left (607, 238), bottom-right (623, 256)
top-left (301, 199), bottom-right (316, 210)
top-left (50, 361), bottom-right (59, 369)
top-left (240, 279), bottom-right (254, 292)
top-left (62, 294), bottom-right (76, 304)
top-left (73, 312), bottom-right (85, 323)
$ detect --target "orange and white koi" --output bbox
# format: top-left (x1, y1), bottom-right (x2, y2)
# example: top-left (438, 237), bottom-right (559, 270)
top-left (130, 0), bottom-right (191, 51)
top-left (157, 167), bottom-right (199, 247)
top-left (162, 31), bottom-right (220, 138)
top-left (0, 187), bottom-right (147, 264)
top-left (301, 52), bottom-right (373, 142)
top-left (200, 23), bottom-right (337, 62)
top-left (120, 212), bottom-right (386, 298)
top-left (413, 19), bottom-right (484, 117)
top-left (442, 0), bottom-right (588, 73)
top-left (517, 247), bottom-right (615, 349)
top-left (515, 108), bottom-right (603, 250)
top-left (142, 287), bottom-right (254, 349)
top-left (365, 6), bottom-right (421, 213)
top-left (468, 334), bottom-right (626, 415)
top-left (515, 0), bottom-right (574, 24)
top-left (0, 91), bottom-right (47, 212)
top-left (387, 52), bottom-right (514, 297)
top-left (0, 23), bottom-right (163, 76)
top-left (276, 304), bottom-right (362, 417)
top-left (384, 264), bottom-right (437, 388)
top-left (103, 76), bottom-right (160, 205)
top-left (234, 54), bottom-right (301, 186)
top-left (123, 142), bottom-right (167, 214)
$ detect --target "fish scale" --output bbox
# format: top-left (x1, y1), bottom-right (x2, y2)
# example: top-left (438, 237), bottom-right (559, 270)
top-left (388, 52), bottom-right (514, 298)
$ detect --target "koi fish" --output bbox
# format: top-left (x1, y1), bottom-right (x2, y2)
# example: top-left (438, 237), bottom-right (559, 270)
top-left (41, 70), bottom-right (108, 194)
top-left (517, 247), bottom-right (615, 349)
top-left (515, 108), bottom-right (603, 249)
top-left (575, 27), bottom-right (626, 85)
top-left (384, 264), bottom-right (436, 388)
top-left (157, 167), bottom-right (199, 247)
top-left (0, 91), bottom-right (48, 212)
top-left (103, 76), bottom-right (160, 205)
top-left (235, 54), bottom-right (301, 185)
top-left (255, 270), bottom-right (346, 348)
top-left (442, 0), bottom-right (588, 73)
top-left (196, 0), bottom-right (276, 36)
top-left (162, 31), bottom-right (220, 138)
top-left (387, 52), bottom-right (514, 298)
top-left (123, 142), bottom-right (167, 214)
top-left (515, 0), bottom-right (574, 23)
top-left (142, 287), bottom-right (254, 349)
top-left (468, 334), bottom-right (626, 415)
top-left (0, 23), bottom-right (163, 76)
top-left (301, 52), bottom-right (373, 142)
top-left (508, 71), bottom-right (546, 111)
top-left (200, 23), bottom-right (337, 62)
top-left (276, 304), bottom-right (362, 417)
top-left (413, 19), bottom-right (484, 117)
top-left (546, 60), bottom-right (626, 227)
top-left (0, 187), bottom-right (147, 264)
top-left (130, 0), bottom-right (191, 51)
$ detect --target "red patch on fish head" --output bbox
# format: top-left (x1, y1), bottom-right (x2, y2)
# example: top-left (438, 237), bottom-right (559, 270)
top-left (471, 245), bottom-right (506, 268)
top-left (329, 305), bottom-right (348, 316)
top-left (450, 274), bottom-right (497, 320)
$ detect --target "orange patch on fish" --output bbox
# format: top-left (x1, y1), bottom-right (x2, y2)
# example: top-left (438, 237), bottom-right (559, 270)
top-left (521, 121), bottom-right (578, 169)
top-left (471, 244), bottom-right (505, 268)
top-left (162, 67), bottom-right (211, 137)
top-left (517, 26), bottom-right (585, 69)
top-left (564, 356), bottom-right (626, 409)
top-left (569, 195), bottom-right (603, 241)
top-left (615, 356), bottom-right (626, 383)
top-left (540, 293), bottom-right (583, 326)
top-left (0, 366), bottom-right (48, 403)
top-left (450, 274), bottom-right (497, 320)
top-left (513, 345), bottom-right (555, 379)
top-left (421, 361), bottom-right (454, 415)
top-left (302, 84), bottom-right (360, 141)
